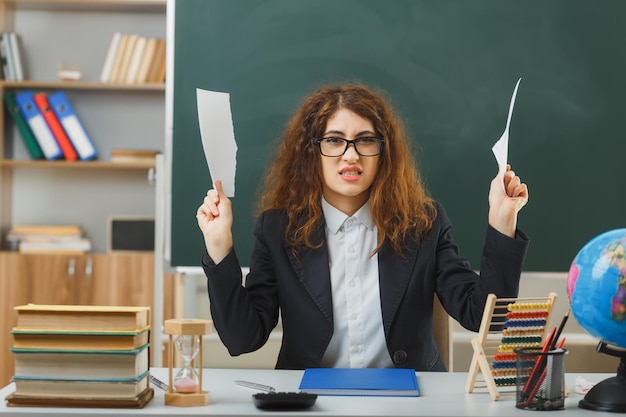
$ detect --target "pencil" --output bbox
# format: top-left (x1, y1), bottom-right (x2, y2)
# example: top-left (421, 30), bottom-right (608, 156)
top-left (549, 309), bottom-right (570, 350)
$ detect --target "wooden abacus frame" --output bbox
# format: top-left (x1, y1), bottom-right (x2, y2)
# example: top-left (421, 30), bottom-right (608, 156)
top-left (465, 292), bottom-right (558, 401)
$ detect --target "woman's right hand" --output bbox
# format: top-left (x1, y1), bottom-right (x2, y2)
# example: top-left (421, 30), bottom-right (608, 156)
top-left (196, 180), bottom-right (233, 264)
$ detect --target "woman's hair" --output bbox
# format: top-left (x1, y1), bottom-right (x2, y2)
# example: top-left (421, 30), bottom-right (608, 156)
top-left (258, 83), bottom-right (436, 255)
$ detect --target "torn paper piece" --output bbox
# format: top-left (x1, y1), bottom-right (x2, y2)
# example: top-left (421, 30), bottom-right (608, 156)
top-left (196, 88), bottom-right (238, 197)
top-left (492, 78), bottom-right (521, 189)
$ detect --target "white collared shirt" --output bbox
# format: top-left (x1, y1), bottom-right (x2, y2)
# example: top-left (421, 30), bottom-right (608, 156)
top-left (320, 197), bottom-right (394, 368)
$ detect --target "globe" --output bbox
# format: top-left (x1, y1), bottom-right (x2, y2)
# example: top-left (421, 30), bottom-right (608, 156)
top-left (567, 228), bottom-right (626, 348)
top-left (567, 228), bottom-right (626, 413)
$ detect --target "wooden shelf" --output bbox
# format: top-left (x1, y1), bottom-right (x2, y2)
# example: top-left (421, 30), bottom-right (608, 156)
top-left (0, 80), bottom-right (165, 91)
top-left (0, 0), bottom-right (166, 12)
top-left (0, 159), bottom-right (156, 169)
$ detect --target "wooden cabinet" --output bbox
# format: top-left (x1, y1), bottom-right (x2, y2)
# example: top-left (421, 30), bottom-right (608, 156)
top-left (0, 252), bottom-right (156, 386)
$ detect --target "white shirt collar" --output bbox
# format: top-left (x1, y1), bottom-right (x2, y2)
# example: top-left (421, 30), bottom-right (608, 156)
top-left (321, 196), bottom-right (375, 234)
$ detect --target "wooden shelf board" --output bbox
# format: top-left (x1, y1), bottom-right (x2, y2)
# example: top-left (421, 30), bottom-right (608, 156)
top-left (0, 160), bottom-right (155, 169)
top-left (0, 80), bottom-right (165, 91)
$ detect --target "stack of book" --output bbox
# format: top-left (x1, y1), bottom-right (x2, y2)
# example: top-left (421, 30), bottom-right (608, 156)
top-left (99, 32), bottom-right (166, 84)
top-left (3, 89), bottom-right (98, 161)
top-left (6, 304), bottom-right (153, 408)
top-left (7, 224), bottom-right (91, 254)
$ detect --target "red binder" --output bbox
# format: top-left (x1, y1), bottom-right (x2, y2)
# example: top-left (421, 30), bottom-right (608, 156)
top-left (33, 92), bottom-right (78, 161)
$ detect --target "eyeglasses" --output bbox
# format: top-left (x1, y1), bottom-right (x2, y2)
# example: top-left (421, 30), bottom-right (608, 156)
top-left (312, 136), bottom-right (385, 157)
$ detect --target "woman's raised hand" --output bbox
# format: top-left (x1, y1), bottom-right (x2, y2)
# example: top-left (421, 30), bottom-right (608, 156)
top-left (196, 180), bottom-right (234, 264)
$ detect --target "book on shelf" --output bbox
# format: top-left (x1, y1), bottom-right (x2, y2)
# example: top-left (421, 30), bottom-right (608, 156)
top-left (14, 304), bottom-right (151, 332)
top-left (33, 92), bottom-right (78, 161)
top-left (12, 326), bottom-right (150, 351)
top-left (115, 33), bottom-right (139, 84)
top-left (3, 92), bottom-right (44, 159)
top-left (111, 148), bottom-right (159, 164)
top-left (8, 224), bottom-right (83, 239)
top-left (107, 33), bottom-right (129, 83)
top-left (298, 368), bottom-right (420, 397)
top-left (99, 31), bottom-right (122, 83)
top-left (12, 344), bottom-right (149, 381)
top-left (11, 373), bottom-right (149, 399)
top-left (48, 90), bottom-right (98, 160)
top-left (147, 38), bottom-right (166, 83)
top-left (136, 37), bottom-right (158, 84)
top-left (18, 237), bottom-right (92, 254)
top-left (124, 36), bottom-right (146, 84)
top-left (15, 90), bottom-right (64, 160)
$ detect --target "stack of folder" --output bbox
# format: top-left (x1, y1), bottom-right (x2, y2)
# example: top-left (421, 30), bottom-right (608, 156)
top-left (5, 304), bottom-right (153, 408)
top-left (4, 90), bottom-right (97, 162)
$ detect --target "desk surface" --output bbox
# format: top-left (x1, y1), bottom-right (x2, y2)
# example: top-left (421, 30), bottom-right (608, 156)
top-left (0, 368), bottom-right (615, 417)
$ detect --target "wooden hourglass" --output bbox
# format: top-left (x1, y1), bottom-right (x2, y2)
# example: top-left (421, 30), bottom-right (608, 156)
top-left (164, 318), bottom-right (212, 407)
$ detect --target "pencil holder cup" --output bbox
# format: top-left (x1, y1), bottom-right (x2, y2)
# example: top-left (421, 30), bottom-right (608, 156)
top-left (515, 347), bottom-right (568, 411)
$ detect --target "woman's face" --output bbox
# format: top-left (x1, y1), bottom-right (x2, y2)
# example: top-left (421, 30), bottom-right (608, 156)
top-left (319, 108), bottom-right (380, 215)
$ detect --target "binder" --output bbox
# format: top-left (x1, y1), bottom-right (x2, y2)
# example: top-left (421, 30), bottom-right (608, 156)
top-left (14, 90), bottom-right (63, 160)
top-left (9, 32), bottom-right (24, 81)
top-left (47, 91), bottom-right (98, 160)
top-left (0, 32), bottom-right (15, 81)
top-left (34, 92), bottom-right (78, 161)
top-left (3, 92), bottom-right (44, 159)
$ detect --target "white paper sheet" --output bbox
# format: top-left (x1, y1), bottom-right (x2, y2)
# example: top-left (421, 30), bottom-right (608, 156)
top-left (196, 89), bottom-right (238, 197)
top-left (492, 78), bottom-right (521, 189)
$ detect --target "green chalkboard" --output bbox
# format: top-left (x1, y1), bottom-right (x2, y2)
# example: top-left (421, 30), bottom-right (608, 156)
top-left (170, 0), bottom-right (626, 271)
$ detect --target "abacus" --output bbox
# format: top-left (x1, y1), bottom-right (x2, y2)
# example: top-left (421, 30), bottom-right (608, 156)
top-left (465, 292), bottom-right (558, 400)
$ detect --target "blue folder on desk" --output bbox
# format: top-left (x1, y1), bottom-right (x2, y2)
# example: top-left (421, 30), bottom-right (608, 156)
top-left (299, 368), bottom-right (420, 397)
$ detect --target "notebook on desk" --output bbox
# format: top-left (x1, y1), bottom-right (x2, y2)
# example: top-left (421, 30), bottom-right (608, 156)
top-left (298, 368), bottom-right (420, 397)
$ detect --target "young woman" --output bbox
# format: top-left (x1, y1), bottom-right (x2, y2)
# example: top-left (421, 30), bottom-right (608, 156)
top-left (197, 84), bottom-right (529, 371)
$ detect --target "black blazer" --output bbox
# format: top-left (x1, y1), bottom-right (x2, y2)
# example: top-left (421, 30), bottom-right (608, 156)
top-left (202, 203), bottom-right (529, 371)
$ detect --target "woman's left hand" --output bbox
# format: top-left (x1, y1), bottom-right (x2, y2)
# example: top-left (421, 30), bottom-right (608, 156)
top-left (488, 165), bottom-right (529, 238)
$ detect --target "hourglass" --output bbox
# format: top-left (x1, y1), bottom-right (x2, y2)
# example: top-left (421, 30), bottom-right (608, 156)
top-left (163, 318), bottom-right (212, 407)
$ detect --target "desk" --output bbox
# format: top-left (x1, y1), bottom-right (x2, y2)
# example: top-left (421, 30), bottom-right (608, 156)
top-left (0, 368), bottom-right (614, 416)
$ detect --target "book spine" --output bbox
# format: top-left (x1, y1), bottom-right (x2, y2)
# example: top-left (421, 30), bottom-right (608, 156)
top-left (14, 90), bottom-right (63, 160)
top-left (3, 92), bottom-right (44, 159)
top-left (135, 37), bottom-right (157, 84)
top-left (115, 34), bottom-right (138, 84)
top-left (99, 32), bottom-right (122, 83)
top-left (47, 91), bottom-right (98, 160)
top-left (124, 36), bottom-right (146, 84)
top-left (108, 33), bottom-right (129, 84)
top-left (34, 92), bottom-right (78, 161)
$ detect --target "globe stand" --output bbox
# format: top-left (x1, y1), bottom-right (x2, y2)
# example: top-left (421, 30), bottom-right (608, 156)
top-left (579, 341), bottom-right (626, 413)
